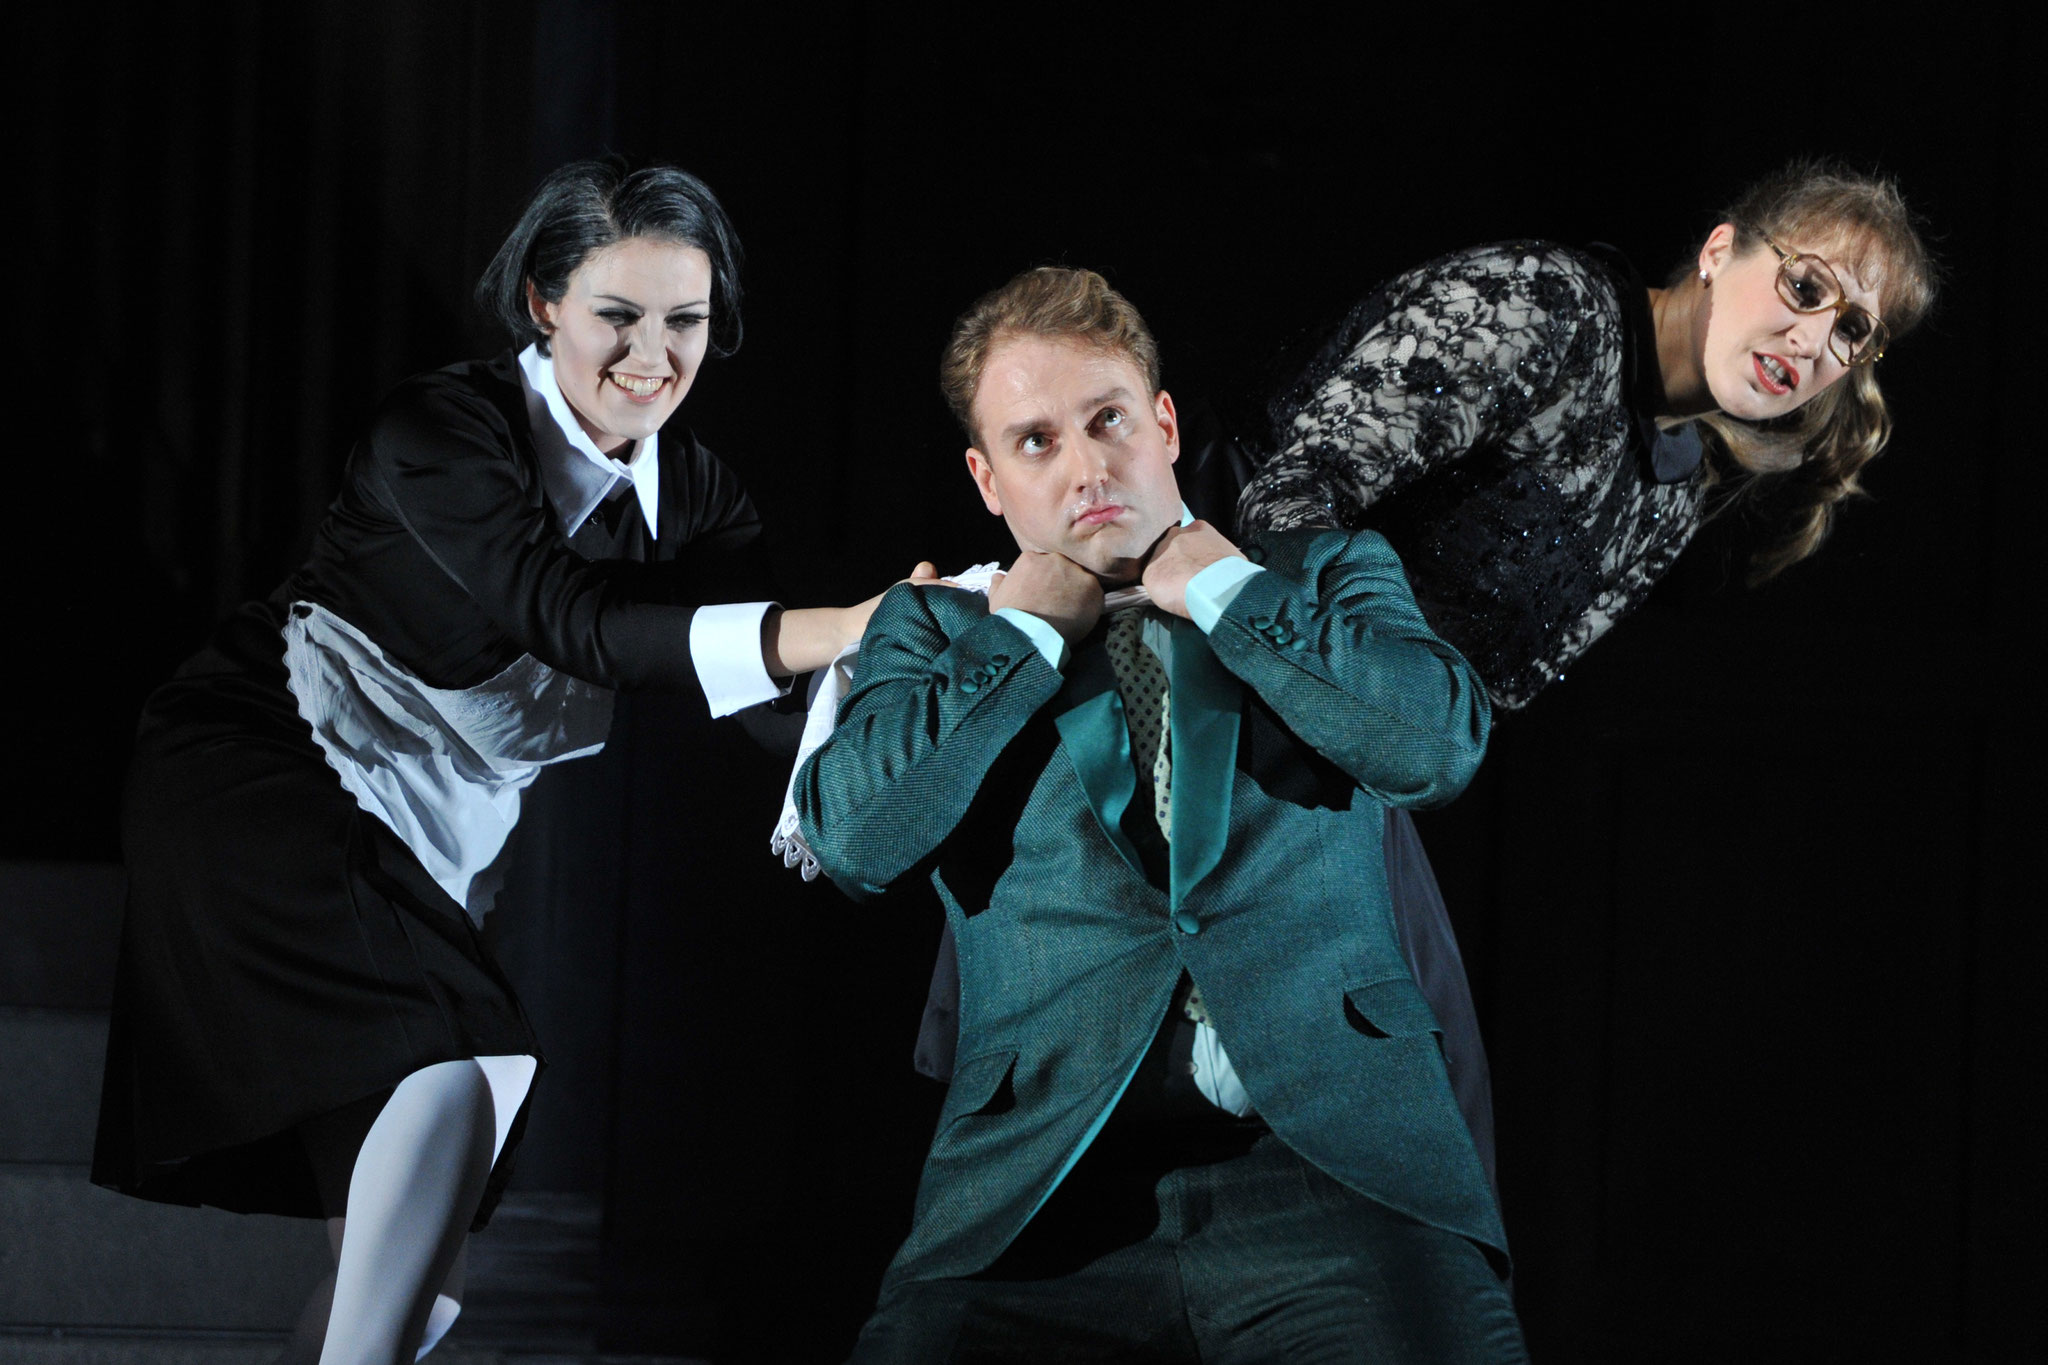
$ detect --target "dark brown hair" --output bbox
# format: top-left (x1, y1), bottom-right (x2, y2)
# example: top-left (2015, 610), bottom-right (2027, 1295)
top-left (476, 158), bottom-right (745, 359)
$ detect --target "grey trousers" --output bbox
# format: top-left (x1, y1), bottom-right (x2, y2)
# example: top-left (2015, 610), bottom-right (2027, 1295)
top-left (850, 1123), bottom-right (1525, 1365)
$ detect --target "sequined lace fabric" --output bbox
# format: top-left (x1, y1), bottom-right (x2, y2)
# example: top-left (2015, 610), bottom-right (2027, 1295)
top-left (1236, 243), bottom-right (1708, 711)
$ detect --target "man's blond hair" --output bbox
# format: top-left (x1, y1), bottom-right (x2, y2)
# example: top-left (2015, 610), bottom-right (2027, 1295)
top-left (939, 267), bottom-right (1162, 447)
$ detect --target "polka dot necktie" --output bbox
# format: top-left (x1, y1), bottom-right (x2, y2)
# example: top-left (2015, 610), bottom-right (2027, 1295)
top-left (1105, 609), bottom-right (1210, 1027)
top-left (1104, 608), bottom-right (1171, 839)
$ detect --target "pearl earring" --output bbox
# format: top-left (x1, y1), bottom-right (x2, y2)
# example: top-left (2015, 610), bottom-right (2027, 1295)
top-left (1699, 269), bottom-right (1711, 285)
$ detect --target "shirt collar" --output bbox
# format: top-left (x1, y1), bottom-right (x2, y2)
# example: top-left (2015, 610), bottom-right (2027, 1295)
top-left (516, 343), bottom-right (661, 538)
top-left (1101, 505), bottom-right (1197, 617)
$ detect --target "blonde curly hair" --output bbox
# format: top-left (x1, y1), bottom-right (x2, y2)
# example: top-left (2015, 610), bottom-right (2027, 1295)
top-left (1682, 160), bottom-right (1939, 581)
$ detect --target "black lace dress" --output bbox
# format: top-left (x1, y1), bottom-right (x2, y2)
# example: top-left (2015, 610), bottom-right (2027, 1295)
top-left (1238, 241), bottom-right (1710, 711)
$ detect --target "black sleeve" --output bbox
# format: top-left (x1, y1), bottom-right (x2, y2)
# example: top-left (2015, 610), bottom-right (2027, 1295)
top-left (360, 375), bottom-right (763, 693)
top-left (1236, 242), bottom-right (1601, 536)
top-left (645, 425), bottom-right (779, 607)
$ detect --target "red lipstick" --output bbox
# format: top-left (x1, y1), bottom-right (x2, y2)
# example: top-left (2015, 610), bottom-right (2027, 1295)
top-left (1753, 353), bottom-right (1799, 396)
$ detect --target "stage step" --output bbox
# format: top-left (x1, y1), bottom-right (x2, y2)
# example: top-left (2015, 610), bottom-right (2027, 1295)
top-left (1, 1008), bottom-right (105, 1165)
top-left (0, 1331), bottom-right (520, 1363)
top-left (454, 1193), bottom-right (600, 1353)
top-left (0, 863), bottom-right (626, 1359)
top-left (0, 1341), bottom-right (703, 1364)
top-left (0, 863), bottom-right (124, 1011)
top-left (0, 1165), bottom-right (329, 1333)
top-left (0, 1174), bottom-right (621, 1357)
top-left (0, 1012), bottom-right (605, 1350)
top-left (0, 1000), bottom-right (323, 1333)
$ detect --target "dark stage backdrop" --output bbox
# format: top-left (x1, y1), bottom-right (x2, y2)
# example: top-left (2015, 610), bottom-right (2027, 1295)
top-left (10, 2), bottom-right (2038, 1360)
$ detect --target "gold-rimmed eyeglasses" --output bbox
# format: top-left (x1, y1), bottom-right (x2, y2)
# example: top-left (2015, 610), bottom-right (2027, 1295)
top-left (1759, 232), bottom-right (1888, 367)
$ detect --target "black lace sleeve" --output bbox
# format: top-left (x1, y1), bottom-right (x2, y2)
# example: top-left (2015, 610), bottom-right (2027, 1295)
top-left (1236, 244), bottom-right (1613, 536)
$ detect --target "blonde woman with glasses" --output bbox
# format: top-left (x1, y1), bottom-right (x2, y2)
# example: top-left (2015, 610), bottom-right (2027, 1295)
top-left (1239, 158), bottom-right (1935, 709)
top-left (1226, 159), bottom-right (1936, 1182)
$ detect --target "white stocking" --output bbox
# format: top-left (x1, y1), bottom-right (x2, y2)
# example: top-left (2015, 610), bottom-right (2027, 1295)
top-left (411, 1057), bottom-right (534, 1360)
top-left (413, 1246), bottom-right (464, 1361)
top-left (309, 1059), bottom-right (497, 1365)
top-left (277, 1056), bottom-right (537, 1365)
top-left (275, 1228), bottom-right (465, 1364)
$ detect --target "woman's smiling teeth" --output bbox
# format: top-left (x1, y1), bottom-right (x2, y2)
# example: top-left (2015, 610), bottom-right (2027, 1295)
top-left (608, 372), bottom-right (666, 398)
top-left (1755, 353), bottom-right (1796, 394)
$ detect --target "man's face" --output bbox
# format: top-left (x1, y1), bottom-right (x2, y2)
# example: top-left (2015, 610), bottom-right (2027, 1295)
top-left (964, 334), bottom-right (1181, 585)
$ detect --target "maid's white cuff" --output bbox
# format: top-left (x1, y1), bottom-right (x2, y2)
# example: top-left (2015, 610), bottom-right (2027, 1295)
top-left (690, 601), bottom-right (787, 718)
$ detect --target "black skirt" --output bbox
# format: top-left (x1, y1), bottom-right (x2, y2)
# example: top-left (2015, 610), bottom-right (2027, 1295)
top-left (91, 599), bottom-right (542, 1226)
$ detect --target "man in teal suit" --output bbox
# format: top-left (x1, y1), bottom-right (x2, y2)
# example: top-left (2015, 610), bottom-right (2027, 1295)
top-left (797, 268), bottom-right (1524, 1362)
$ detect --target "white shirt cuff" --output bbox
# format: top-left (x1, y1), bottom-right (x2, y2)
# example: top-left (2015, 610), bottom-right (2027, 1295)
top-left (689, 602), bottom-right (787, 718)
top-left (993, 607), bottom-right (1070, 671)
top-left (1185, 558), bottom-right (1265, 634)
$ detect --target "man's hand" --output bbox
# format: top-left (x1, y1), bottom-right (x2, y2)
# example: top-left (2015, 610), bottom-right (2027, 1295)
top-left (1141, 521), bottom-right (1245, 619)
top-left (990, 551), bottom-right (1105, 646)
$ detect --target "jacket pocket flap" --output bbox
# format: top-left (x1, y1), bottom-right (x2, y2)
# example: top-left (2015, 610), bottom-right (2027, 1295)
top-left (1343, 978), bottom-right (1442, 1039)
top-left (945, 1048), bottom-right (1019, 1120)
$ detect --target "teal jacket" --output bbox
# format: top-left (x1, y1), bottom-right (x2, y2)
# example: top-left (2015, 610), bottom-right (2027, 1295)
top-left (796, 528), bottom-right (1501, 1287)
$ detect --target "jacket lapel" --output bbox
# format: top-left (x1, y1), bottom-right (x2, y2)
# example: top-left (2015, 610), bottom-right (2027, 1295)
top-left (1053, 615), bottom-right (1243, 896)
top-left (1052, 639), bottom-right (1144, 876)
top-left (1166, 616), bottom-right (1239, 909)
